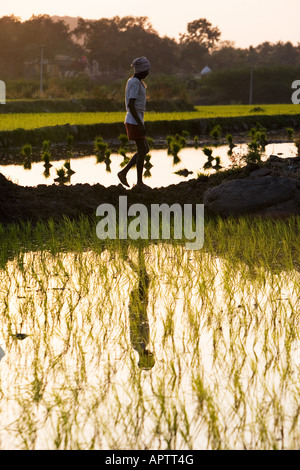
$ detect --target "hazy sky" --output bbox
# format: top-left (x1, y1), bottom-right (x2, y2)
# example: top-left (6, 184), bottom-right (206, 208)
top-left (0, 0), bottom-right (299, 48)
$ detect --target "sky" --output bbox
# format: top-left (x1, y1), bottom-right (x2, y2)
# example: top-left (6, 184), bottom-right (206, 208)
top-left (0, 0), bottom-right (299, 48)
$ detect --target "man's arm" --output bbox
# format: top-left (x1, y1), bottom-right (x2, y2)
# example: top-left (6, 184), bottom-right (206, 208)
top-left (128, 98), bottom-right (146, 135)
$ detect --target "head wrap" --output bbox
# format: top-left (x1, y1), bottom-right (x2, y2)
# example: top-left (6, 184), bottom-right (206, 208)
top-left (131, 56), bottom-right (151, 74)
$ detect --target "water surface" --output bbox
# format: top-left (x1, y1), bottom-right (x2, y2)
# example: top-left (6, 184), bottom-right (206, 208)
top-left (0, 142), bottom-right (296, 188)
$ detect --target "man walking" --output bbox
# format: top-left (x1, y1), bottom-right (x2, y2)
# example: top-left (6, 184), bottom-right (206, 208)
top-left (118, 56), bottom-right (151, 189)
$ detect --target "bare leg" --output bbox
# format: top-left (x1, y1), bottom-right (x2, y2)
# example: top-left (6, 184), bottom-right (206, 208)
top-left (118, 139), bottom-right (149, 187)
top-left (136, 139), bottom-right (149, 185)
top-left (118, 153), bottom-right (138, 187)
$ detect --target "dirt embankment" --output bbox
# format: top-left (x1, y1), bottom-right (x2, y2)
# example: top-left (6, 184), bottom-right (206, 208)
top-left (1, 154), bottom-right (300, 226)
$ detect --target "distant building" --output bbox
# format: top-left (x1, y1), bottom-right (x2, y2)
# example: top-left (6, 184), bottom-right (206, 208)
top-left (199, 66), bottom-right (212, 77)
top-left (24, 55), bottom-right (91, 79)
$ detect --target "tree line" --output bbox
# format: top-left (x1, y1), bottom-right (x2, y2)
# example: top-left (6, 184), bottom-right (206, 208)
top-left (0, 14), bottom-right (300, 79)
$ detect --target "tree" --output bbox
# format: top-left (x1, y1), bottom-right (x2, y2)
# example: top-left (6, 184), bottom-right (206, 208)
top-left (0, 15), bottom-right (24, 77)
top-left (180, 18), bottom-right (221, 50)
top-left (73, 16), bottom-right (179, 75)
top-left (0, 15), bottom-right (83, 79)
top-left (21, 15), bottom-right (82, 60)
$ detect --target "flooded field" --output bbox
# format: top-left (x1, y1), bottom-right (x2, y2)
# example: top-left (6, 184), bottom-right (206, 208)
top-left (0, 215), bottom-right (299, 450)
top-left (0, 142), bottom-right (297, 188)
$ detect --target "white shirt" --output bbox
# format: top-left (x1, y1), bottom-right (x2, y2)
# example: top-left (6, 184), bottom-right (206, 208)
top-left (125, 77), bottom-right (147, 125)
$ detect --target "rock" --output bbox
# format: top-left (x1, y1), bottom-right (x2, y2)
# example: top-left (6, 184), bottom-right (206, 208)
top-left (268, 155), bottom-right (285, 163)
top-left (249, 167), bottom-right (271, 177)
top-left (203, 176), bottom-right (300, 217)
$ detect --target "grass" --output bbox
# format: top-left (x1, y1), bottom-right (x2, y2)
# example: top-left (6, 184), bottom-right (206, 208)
top-left (0, 215), bottom-right (299, 449)
top-left (0, 104), bottom-right (299, 131)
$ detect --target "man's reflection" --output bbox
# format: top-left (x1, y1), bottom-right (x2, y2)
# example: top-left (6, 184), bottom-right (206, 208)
top-left (128, 247), bottom-right (155, 370)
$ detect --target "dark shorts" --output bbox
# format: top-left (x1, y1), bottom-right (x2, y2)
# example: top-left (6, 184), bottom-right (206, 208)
top-left (125, 122), bottom-right (146, 141)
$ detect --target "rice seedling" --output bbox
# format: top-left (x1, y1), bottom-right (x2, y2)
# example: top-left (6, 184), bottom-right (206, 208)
top-left (94, 135), bottom-right (109, 163)
top-left (174, 169), bottom-right (193, 177)
top-left (41, 150), bottom-right (52, 168)
top-left (286, 127), bottom-right (295, 140)
top-left (242, 125), bottom-right (269, 164)
top-left (40, 140), bottom-right (53, 174)
top-left (66, 133), bottom-right (74, 148)
top-left (118, 133), bottom-right (129, 148)
top-left (147, 137), bottom-right (154, 150)
top-left (202, 147), bottom-right (222, 171)
top-left (226, 133), bottom-right (236, 156)
top-left (63, 160), bottom-right (75, 176)
top-left (54, 167), bottom-right (69, 184)
top-left (119, 147), bottom-right (130, 168)
top-left (21, 143), bottom-right (32, 170)
top-left (210, 124), bottom-right (222, 146)
top-left (42, 140), bottom-right (51, 152)
top-left (166, 134), bottom-right (187, 165)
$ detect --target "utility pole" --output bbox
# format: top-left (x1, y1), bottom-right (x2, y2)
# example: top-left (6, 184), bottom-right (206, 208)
top-left (248, 46), bottom-right (255, 105)
top-left (40, 45), bottom-right (45, 95)
top-left (249, 66), bottom-right (253, 105)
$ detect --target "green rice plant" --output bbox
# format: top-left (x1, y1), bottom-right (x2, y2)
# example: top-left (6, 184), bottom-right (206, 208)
top-left (66, 133), bottom-right (74, 148)
top-left (166, 134), bottom-right (186, 164)
top-left (243, 139), bottom-right (262, 164)
top-left (241, 125), bottom-right (268, 165)
top-left (210, 124), bottom-right (222, 146)
top-left (94, 135), bottom-right (108, 163)
top-left (144, 154), bottom-right (153, 172)
top-left (286, 127), bottom-right (294, 140)
top-left (119, 148), bottom-right (130, 168)
top-left (167, 133), bottom-right (186, 155)
top-left (226, 133), bottom-right (236, 156)
top-left (63, 160), bottom-right (75, 175)
top-left (21, 143), bottom-right (32, 158)
top-left (55, 167), bottom-right (69, 184)
top-left (118, 133), bottom-right (129, 147)
top-left (202, 147), bottom-right (222, 171)
top-left (0, 216), bottom-right (299, 450)
top-left (257, 130), bottom-right (268, 151)
top-left (169, 141), bottom-right (182, 158)
top-left (181, 130), bottom-right (190, 139)
top-left (41, 150), bottom-right (52, 167)
top-left (42, 140), bottom-right (51, 152)
top-left (21, 143), bottom-right (32, 170)
top-left (147, 137), bottom-right (154, 149)
top-left (104, 149), bottom-right (112, 173)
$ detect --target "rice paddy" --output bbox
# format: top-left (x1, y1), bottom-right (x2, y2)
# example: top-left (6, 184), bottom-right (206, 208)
top-left (0, 104), bottom-right (299, 131)
top-left (0, 215), bottom-right (299, 450)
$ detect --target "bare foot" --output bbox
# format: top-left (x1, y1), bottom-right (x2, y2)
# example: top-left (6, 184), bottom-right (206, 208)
top-left (117, 171), bottom-right (130, 187)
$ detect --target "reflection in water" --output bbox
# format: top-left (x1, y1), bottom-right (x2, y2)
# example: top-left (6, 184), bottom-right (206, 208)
top-left (0, 142), bottom-right (296, 188)
top-left (0, 244), bottom-right (299, 449)
top-left (128, 248), bottom-right (155, 370)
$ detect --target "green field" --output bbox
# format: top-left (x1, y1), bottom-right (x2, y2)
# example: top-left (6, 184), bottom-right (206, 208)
top-left (0, 104), bottom-right (299, 132)
top-left (0, 216), bottom-right (299, 449)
